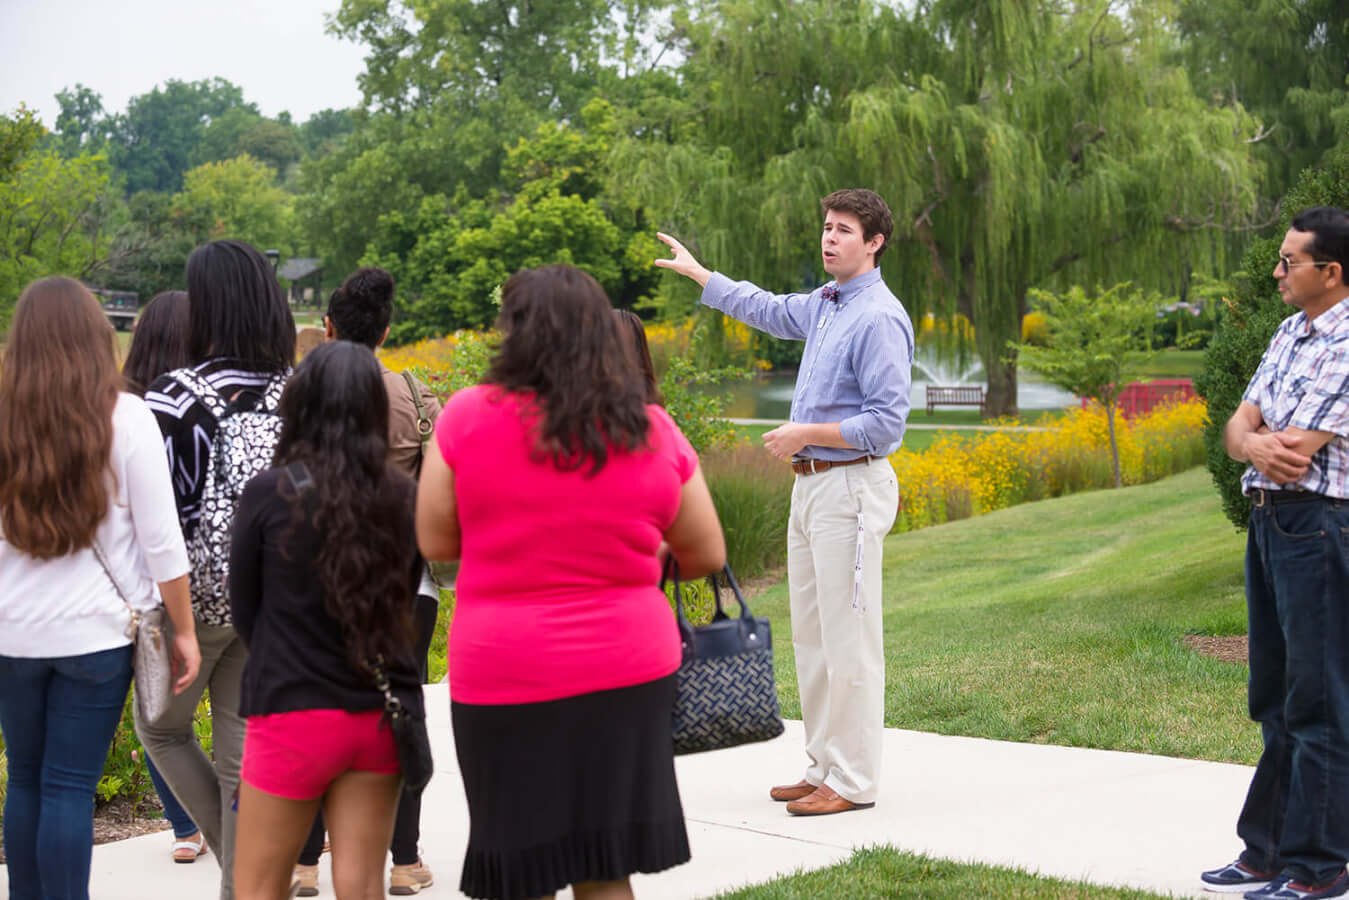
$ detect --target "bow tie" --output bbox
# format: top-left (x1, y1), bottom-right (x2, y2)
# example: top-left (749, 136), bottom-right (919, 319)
top-left (822, 284), bottom-right (840, 303)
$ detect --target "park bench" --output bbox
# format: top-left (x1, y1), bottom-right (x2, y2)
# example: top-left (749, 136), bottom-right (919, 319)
top-left (925, 385), bottom-right (986, 416)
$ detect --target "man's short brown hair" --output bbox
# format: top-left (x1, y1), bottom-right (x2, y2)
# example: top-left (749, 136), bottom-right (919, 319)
top-left (821, 189), bottom-right (894, 263)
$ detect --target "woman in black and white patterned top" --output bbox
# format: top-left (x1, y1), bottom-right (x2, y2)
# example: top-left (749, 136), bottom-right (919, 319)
top-left (138, 239), bottom-right (294, 900)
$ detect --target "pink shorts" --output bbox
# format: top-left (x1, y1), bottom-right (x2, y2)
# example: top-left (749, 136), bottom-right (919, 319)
top-left (241, 708), bottom-right (399, 800)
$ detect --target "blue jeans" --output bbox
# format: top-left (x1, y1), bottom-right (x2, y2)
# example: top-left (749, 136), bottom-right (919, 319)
top-left (1238, 497), bottom-right (1349, 884)
top-left (145, 756), bottom-right (196, 840)
top-left (0, 645), bottom-right (133, 900)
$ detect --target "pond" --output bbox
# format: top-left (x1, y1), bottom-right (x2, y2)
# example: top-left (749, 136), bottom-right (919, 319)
top-left (702, 347), bottom-right (1077, 420)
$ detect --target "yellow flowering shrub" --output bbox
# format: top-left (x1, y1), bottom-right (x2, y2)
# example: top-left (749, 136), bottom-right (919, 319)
top-left (378, 330), bottom-right (496, 399)
top-left (1021, 310), bottom-right (1049, 345)
top-left (889, 399), bottom-right (1207, 533)
top-left (642, 316), bottom-right (768, 372)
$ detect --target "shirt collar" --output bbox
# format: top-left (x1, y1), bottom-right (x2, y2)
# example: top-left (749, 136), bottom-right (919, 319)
top-left (826, 267), bottom-right (882, 304)
top-left (1302, 296), bottom-right (1349, 337)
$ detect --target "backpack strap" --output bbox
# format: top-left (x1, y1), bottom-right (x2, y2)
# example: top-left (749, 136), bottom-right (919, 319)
top-left (167, 367), bottom-right (229, 421)
top-left (401, 370), bottom-right (434, 469)
top-left (260, 369), bottom-right (291, 413)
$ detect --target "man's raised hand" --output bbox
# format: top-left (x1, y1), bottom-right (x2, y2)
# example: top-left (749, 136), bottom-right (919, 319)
top-left (654, 233), bottom-right (712, 287)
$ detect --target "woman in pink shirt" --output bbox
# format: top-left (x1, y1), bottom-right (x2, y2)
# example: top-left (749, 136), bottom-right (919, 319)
top-left (416, 264), bottom-right (725, 900)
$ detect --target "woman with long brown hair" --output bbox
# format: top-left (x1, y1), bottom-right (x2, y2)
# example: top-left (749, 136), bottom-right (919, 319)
top-left (0, 277), bottom-right (201, 900)
top-left (417, 264), bottom-right (726, 900)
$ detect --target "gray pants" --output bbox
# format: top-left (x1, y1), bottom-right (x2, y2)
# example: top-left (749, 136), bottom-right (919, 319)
top-left (135, 621), bottom-right (247, 900)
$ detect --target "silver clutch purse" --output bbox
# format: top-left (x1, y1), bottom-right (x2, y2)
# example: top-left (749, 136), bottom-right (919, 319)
top-left (92, 541), bottom-right (175, 724)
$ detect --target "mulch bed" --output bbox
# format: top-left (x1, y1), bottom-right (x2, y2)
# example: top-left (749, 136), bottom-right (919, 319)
top-left (1184, 634), bottom-right (1248, 665)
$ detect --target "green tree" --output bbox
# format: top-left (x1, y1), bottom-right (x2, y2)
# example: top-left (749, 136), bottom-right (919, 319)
top-left (1175, 0), bottom-right (1349, 211)
top-left (298, 0), bottom-right (678, 277)
top-left (0, 110), bottom-right (114, 323)
top-left (52, 85), bottom-right (109, 158)
top-left (297, 108), bottom-right (357, 157)
top-left (618, 0), bottom-right (1261, 416)
top-left (1014, 283), bottom-right (1158, 488)
top-left (107, 78), bottom-right (257, 194)
top-left (1195, 142), bottom-right (1349, 528)
top-left (194, 109), bottom-right (302, 177)
top-left (171, 155), bottom-right (294, 253)
top-left (369, 189), bottom-right (627, 340)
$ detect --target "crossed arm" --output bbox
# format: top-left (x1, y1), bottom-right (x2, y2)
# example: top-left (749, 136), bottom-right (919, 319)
top-left (1224, 401), bottom-right (1333, 484)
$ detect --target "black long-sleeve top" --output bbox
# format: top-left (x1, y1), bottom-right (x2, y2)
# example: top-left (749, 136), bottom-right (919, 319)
top-left (228, 466), bottom-right (425, 719)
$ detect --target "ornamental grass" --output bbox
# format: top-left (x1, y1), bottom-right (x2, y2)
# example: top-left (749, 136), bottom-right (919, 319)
top-left (889, 400), bottom-right (1207, 534)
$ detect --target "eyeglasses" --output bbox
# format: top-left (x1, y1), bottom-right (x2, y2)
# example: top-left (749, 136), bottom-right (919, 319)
top-left (1277, 253), bottom-right (1331, 274)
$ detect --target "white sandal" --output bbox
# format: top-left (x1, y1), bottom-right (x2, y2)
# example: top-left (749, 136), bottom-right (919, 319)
top-left (171, 832), bottom-right (207, 864)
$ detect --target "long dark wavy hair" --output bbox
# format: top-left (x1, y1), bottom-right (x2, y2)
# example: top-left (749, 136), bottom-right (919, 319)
top-left (123, 290), bottom-right (191, 396)
top-left (273, 341), bottom-right (414, 673)
top-left (486, 265), bottom-right (650, 475)
top-left (0, 277), bottom-right (123, 559)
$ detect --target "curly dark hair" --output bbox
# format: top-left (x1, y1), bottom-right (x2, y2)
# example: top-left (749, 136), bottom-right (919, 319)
top-left (821, 188), bottom-right (894, 263)
top-left (327, 266), bottom-right (395, 349)
top-left (273, 341), bottom-right (414, 674)
top-left (123, 291), bottom-right (191, 396)
top-left (486, 265), bottom-right (650, 475)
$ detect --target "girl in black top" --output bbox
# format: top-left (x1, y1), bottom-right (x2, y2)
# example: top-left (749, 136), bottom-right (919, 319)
top-left (229, 342), bottom-right (423, 900)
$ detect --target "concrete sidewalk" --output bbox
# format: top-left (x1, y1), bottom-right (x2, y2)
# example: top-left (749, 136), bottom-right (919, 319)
top-left (0, 683), bottom-right (1253, 899)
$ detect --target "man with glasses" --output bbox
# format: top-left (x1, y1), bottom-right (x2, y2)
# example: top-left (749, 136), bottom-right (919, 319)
top-left (1201, 207), bottom-right (1349, 900)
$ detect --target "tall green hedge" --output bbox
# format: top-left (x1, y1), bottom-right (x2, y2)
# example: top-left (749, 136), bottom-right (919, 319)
top-left (1196, 143), bottom-right (1349, 528)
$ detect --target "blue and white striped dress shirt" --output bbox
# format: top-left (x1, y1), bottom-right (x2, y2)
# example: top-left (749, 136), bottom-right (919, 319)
top-left (700, 267), bottom-right (914, 460)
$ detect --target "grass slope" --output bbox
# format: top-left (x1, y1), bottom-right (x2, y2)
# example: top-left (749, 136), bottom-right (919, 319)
top-left (715, 847), bottom-right (1173, 899)
top-left (755, 466), bottom-right (1258, 764)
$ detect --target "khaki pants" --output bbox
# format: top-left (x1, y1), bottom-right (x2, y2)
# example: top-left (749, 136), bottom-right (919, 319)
top-left (135, 621), bottom-right (247, 900)
top-left (787, 458), bottom-right (897, 804)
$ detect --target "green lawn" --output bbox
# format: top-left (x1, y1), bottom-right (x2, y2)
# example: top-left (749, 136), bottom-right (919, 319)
top-left (755, 465), bottom-right (1257, 764)
top-left (1130, 348), bottom-right (1205, 380)
top-left (721, 466), bottom-right (1252, 897)
top-left (717, 847), bottom-right (1172, 900)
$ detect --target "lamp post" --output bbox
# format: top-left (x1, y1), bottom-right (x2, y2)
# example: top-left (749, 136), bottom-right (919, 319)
top-left (264, 249), bottom-right (280, 271)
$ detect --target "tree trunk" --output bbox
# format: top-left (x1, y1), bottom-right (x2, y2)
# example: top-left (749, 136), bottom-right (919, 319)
top-left (985, 354), bottom-right (1019, 419)
top-left (1106, 400), bottom-right (1122, 488)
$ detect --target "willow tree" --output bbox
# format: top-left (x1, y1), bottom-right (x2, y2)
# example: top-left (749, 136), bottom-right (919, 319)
top-left (618, 0), bottom-right (1262, 416)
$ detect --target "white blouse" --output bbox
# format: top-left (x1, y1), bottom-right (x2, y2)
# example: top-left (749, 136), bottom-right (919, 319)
top-left (0, 393), bottom-right (189, 658)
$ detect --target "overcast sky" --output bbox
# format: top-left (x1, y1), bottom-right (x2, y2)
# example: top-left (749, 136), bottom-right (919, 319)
top-left (1, 0), bottom-right (367, 127)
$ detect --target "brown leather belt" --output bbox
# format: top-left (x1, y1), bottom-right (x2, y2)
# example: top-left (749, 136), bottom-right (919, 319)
top-left (790, 456), bottom-right (879, 476)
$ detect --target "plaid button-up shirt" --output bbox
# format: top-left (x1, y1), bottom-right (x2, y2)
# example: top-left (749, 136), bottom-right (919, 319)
top-left (1241, 298), bottom-right (1349, 498)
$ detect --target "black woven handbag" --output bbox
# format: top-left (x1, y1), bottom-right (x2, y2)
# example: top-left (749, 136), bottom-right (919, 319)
top-left (662, 559), bottom-right (785, 755)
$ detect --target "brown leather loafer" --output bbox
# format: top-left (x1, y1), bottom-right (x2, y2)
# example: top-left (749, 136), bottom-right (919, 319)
top-left (785, 785), bottom-right (875, 816)
top-left (769, 779), bottom-right (817, 802)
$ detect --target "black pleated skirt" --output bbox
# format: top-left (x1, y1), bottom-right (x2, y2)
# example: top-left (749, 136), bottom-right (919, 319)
top-left (452, 674), bottom-right (691, 900)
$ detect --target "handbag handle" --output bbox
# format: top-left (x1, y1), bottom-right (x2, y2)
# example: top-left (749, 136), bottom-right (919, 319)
top-left (661, 557), bottom-right (756, 646)
top-left (91, 539), bottom-right (141, 641)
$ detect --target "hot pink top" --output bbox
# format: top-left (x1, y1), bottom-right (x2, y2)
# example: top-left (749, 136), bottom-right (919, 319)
top-left (437, 386), bottom-right (697, 705)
